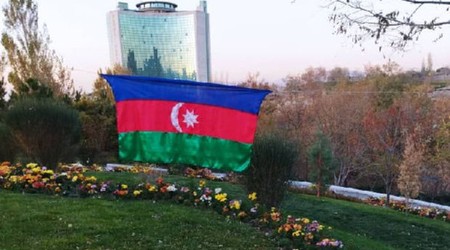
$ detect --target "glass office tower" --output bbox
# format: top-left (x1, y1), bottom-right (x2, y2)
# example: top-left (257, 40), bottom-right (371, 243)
top-left (107, 1), bottom-right (211, 81)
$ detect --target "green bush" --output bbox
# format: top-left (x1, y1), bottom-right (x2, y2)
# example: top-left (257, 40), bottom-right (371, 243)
top-left (74, 96), bottom-right (117, 165)
top-left (245, 132), bottom-right (298, 208)
top-left (5, 98), bottom-right (81, 169)
top-left (0, 122), bottom-right (17, 161)
top-left (308, 130), bottom-right (335, 197)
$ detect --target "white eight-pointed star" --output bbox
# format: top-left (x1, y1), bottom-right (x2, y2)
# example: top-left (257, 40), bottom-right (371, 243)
top-left (182, 109), bottom-right (199, 128)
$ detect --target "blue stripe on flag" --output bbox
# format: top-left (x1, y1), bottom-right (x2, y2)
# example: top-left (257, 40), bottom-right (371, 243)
top-left (101, 74), bottom-right (271, 114)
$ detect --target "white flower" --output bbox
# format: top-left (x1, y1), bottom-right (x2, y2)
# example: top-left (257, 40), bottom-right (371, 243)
top-left (214, 188), bottom-right (222, 194)
top-left (200, 194), bottom-right (212, 202)
top-left (167, 185), bottom-right (177, 192)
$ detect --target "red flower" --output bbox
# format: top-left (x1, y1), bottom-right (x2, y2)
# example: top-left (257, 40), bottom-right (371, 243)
top-left (32, 182), bottom-right (45, 189)
top-left (156, 177), bottom-right (164, 186)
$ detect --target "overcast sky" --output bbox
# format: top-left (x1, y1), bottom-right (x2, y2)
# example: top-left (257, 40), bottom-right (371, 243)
top-left (1, 0), bottom-right (449, 92)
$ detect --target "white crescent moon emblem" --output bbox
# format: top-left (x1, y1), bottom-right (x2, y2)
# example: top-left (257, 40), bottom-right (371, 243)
top-left (170, 102), bottom-right (184, 132)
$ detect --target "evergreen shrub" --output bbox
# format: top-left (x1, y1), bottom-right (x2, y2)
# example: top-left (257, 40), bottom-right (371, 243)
top-left (0, 122), bottom-right (17, 161)
top-left (245, 132), bottom-right (298, 208)
top-left (5, 98), bottom-right (81, 169)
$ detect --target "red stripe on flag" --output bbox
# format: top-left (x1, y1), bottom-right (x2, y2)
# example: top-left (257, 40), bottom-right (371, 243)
top-left (116, 100), bottom-right (258, 144)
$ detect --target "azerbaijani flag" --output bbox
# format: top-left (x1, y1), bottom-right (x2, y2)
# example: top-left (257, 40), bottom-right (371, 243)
top-left (102, 74), bottom-right (271, 172)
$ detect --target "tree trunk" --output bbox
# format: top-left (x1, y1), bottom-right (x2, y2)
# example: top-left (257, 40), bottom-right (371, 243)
top-left (317, 155), bottom-right (323, 197)
top-left (385, 183), bottom-right (391, 207)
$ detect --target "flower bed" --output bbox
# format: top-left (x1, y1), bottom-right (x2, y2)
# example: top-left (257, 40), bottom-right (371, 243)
top-left (365, 197), bottom-right (449, 222)
top-left (0, 162), bottom-right (342, 249)
top-left (289, 180), bottom-right (450, 223)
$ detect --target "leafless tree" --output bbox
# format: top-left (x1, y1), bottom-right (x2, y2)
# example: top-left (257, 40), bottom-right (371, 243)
top-left (326, 0), bottom-right (450, 50)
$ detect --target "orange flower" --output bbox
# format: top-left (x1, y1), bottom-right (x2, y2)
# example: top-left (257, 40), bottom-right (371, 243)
top-left (222, 206), bottom-right (230, 213)
top-left (0, 165), bottom-right (10, 176)
top-left (271, 212), bottom-right (281, 222)
top-left (283, 224), bottom-right (293, 232)
top-left (115, 190), bottom-right (128, 196)
top-left (305, 232), bottom-right (314, 241)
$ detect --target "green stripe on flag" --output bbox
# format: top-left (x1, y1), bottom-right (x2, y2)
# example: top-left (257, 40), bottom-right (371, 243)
top-left (118, 132), bottom-right (253, 172)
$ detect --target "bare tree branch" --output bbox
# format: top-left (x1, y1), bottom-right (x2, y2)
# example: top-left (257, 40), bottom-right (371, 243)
top-left (401, 0), bottom-right (450, 5)
top-left (327, 0), bottom-right (450, 50)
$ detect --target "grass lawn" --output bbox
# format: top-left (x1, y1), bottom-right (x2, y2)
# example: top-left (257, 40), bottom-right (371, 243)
top-left (1, 171), bottom-right (449, 249)
top-left (0, 191), bottom-right (274, 250)
top-left (282, 193), bottom-right (450, 250)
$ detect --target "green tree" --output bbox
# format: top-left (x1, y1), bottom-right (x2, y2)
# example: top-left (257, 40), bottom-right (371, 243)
top-left (308, 130), bottom-right (335, 197)
top-left (9, 78), bottom-right (53, 100)
top-left (1, 0), bottom-right (73, 97)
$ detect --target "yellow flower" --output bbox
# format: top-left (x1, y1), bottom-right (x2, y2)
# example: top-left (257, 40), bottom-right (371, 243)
top-left (9, 175), bottom-right (19, 183)
top-left (301, 218), bottom-right (310, 224)
top-left (133, 190), bottom-right (142, 196)
top-left (230, 200), bottom-right (241, 210)
top-left (26, 163), bottom-right (38, 169)
top-left (32, 167), bottom-right (41, 174)
top-left (43, 170), bottom-right (54, 175)
top-left (292, 230), bottom-right (301, 237)
top-left (85, 176), bottom-right (97, 182)
top-left (238, 211), bottom-right (247, 218)
top-left (248, 192), bottom-right (257, 201)
top-left (147, 185), bottom-right (157, 192)
top-left (121, 184), bottom-right (128, 190)
top-left (199, 180), bottom-right (206, 188)
top-left (215, 193), bottom-right (228, 203)
top-left (72, 176), bottom-right (78, 182)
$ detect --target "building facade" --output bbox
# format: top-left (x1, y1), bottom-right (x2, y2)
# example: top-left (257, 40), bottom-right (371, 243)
top-left (107, 1), bottom-right (211, 81)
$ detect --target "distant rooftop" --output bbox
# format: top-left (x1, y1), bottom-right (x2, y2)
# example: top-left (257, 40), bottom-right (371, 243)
top-left (136, 1), bottom-right (178, 12)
